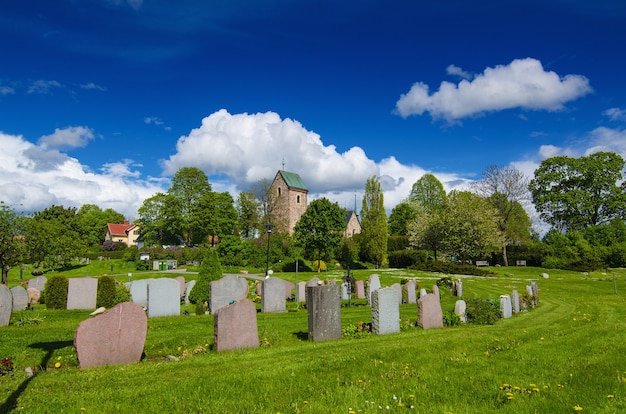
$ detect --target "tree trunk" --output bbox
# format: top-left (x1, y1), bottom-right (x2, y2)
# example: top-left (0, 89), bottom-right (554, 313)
top-left (1, 265), bottom-right (9, 285)
top-left (502, 244), bottom-right (509, 267)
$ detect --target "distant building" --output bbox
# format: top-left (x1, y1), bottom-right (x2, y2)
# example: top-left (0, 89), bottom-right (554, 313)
top-left (344, 210), bottom-right (361, 238)
top-left (104, 220), bottom-right (141, 247)
top-left (270, 170), bottom-right (308, 234)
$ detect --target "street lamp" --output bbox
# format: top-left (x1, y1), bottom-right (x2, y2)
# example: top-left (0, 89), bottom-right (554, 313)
top-left (265, 222), bottom-right (273, 279)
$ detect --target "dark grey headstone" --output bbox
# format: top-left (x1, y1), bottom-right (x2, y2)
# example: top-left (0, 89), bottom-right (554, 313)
top-left (10, 285), bottom-right (28, 311)
top-left (306, 284), bottom-right (341, 342)
top-left (367, 274), bottom-right (381, 306)
top-left (214, 299), bottom-right (259, 352)
top-left (355, 280), bottom-right (365, 299)
top-left (500, 295), bottom-right (512, 319)
top-left (210, 275), bottom-right (249, 314)
top-left (0, 285), bottom-right (12, 326)
top-left (404, 280), bottom-right (416, 304)
top-left (147, 278), bottom-right (180, 317)
top-left (67, 277), bottom-right (98, 310)
top-left (417, 293), bottom-right (443, 329)
top-left (262, 277), bottom-right (286, 313)
top-left (74, 302), bottom-right (147, 368)
top-left (372, 286), bottom-right (400, 335)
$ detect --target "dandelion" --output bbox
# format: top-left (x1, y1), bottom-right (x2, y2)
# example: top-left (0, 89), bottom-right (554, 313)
top-left (533, 388), bottom-right (540, 392)
top-left (573, 318), bottom-right (577, 321)
top-left (57, 356), bottom-right (62, 361)
top-left (398, 403), bottom-right (405, 407)
top-left (54, 362), bottom-right (61, 368)
top-left (177, 347), bottom-right (182, 351)
top-left (409, 395), bottom-right (415, 399)
top-left (573, 405), bottom-right (583, 411)
top-left (529, 383), bottom-right (536, 387)
top-left (544, 385), bottom-right (549, 389)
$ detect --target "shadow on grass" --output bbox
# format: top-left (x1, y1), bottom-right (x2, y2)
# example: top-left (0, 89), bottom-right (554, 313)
top-left (292, 331), bottom-right (308, 341)
top-left (0, 340), bottom-right (73, 414)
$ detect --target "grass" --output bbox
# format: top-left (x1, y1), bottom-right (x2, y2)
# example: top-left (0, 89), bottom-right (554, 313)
top-left (1, 266), bottom-right (625, 413)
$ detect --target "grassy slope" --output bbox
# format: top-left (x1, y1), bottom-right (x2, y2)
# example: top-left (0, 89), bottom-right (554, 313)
top-left (1, 267), bottom-right (625, 413)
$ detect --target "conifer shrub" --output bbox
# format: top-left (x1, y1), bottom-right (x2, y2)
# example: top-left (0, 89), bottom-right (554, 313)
top-left (465, 297), bottom-right (499, 325)
top-left (96, 275), bottom-right (117, 308)
top-left (114, 284), bottom-right (132, 304)
top-left (188, 248), bottom-right (223, 305)
top-left (44, 275), bottom-right (68, 310)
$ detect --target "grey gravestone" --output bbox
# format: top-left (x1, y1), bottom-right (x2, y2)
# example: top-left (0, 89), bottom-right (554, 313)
top-left (262, 277), bottom-right (287, 313)
top-left (341, 281), bottom-right (350, 300)
top-left (454, 300), bottom-right (467, 322)
top-left (306, 284), bottom-right (341, 342)
top-left (10, 285), bottom-right (28, 311)
top-left (367, 274), bottom-right (381, 306)
top-left (147, 278), bottom-right (180, 317)
top-left (174, 276), bottom-right (186, 298)
top-left (454, 281), bottom-right (463, 297)
top-left (27, 288), bottom-right (40, 305)
top-left (390, 283), bottom-right (402, 304)
top-left (355, 280), bottom-right (365, 299)
top-left (372, 286), bottom-right (400, 335)
top-left (210, 275), bottom-right (249, 314)
top-left (419, 288), bottom-right (428, 298)
top-left (129, 278), bottom-right (153, 307)
top-left (255, 282), bottom-right (262, 296)
top-left (74, 302), bottom-right (147, 368)
top-left (295, 281), bottom-right (306, 302)
top-left (526, 285), bottom-right (533, 296)
top-left (184, 280), bottom-right (196, 305)
top-left (305, 277), bottom-right (321, 287)
top-left (511, 290), bottom-right (520, 313)
top-left (29, 276), bottom-right (47, 291)
top-left (67, 277), bottom-right (98, 310)
top-left (284, 281), bottom-right (295, 299)
top-left (417, 293), bottom-right (443, 329)
top-left (404, 280), bottom-right (416, 304)
top-left (500, 295), bottom-right (513, 318)
top-left (214, 299), bottom-right (259, 352)
top-left (0, 285), bottom-right (12, 326)
top-left (531, 281), bottom-right (538, 305)
top-left (432, 284), bottom-right (440, 301)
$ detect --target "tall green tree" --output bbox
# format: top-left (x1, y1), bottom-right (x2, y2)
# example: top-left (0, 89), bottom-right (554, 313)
top-left (235, 191), bottom-right (261, 239)
top-left (76, 204), bottom-right (126, 246)
top-left (409, 173), bottom-right (447, 214)
top-left (360, 176), bottom-right (388, 268)
top-left (211, 192), bottom-right (238, 238)
top-left (293, 198), bottom-right (346, 272)
top-left (473, 165), bottom-right (531, 266)
top-left (167, 167), bottom-right (213, 245)
top-left (529, 152), bottom-right (626, 231)
top-left (0, 202), bottom-right (26, 285)
top-left (407, 204), bottom-right (445, 260)
top-left (388, 202), bottom-right (417, 236)
top-left (137, 192), bottom-right (181, 247)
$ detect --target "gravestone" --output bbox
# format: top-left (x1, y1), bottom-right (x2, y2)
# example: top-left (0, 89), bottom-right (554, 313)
top-left (184, 280), bottom-right (196, 305)
top-left (371, 286), bottom-right (400, 335)
top-left (0, 285), bottom-right (12, 326)
top-left (390, 283), bottom-right (402, 304)
top-left (367, 274), bottom-right (381, 306)
top-left (432, 284), bottom-right (440, 301)
top-left (262, 277), bottom-right (287, 313)
top-left (341, 281), bottom-right (350, 300)
top-left (147, 278), bottom-right (180, 317)
top-left (67, 277), bottom-right (98, 310)
top-left (174, 276), bottom-right (186, 299)
top-left (531, 281), bottom-right (538, 305)
top-left (500, 295), bottom-right (513, 319)
top-left (255, 282), bottom-right (262, 296)
top-left (284, 281), bottom-right (295, 299)
top-left (404, 280), bottom-right (416, 304)
top-left (295, 281), bottom-right (306, 302)
top-left (355, 280), bottom-right (365, 299)
top-left (74, 302), bottom-right (147, 368)
top-left (306, 284), bottom-right (341, 342)
top-left (209, 275), bottom-right (249, 314)
top-left (129, 278), bottom-right (153, 307)
top-left (526, 285), bottom-right (533, 296)
top-left (27, 288), bottom-right (41, 305)
top-left (214, 299), bottom-right (259, 352)
top-left (454, 300), bottom-right (467, 322)
top-left (305, 277), bottom-right (321, 287)
top-left (419, 288), bottom-right (428, 298)
top-left (511, 290), bottom-right (520, 313)
top-left (417, 293), bottom-right (443, 329)
top-left (10, 285), bottom-right (29, 311)
top-left (29, 276), bottom-right (47, 291)
top-left (454, 281), bottom-right (463, 297)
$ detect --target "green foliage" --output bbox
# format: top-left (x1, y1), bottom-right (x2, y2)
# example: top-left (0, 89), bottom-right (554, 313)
top-left (281, 258), bottom-right (313, 272)
top-left (96, 275), bottom-right (117, 308)
top-left (387, 249), bottom-right (428, 268)
top-left (0, 202), bottom-right (27, 284)
top-left (388, 202), bottom-right (417, 236)
top-left (342, 321), bottom-right (371, 339)
top-left (465, 297), bottom-right (499, 325)
top-left (235, 191), bottom-right (261, 239)
top-left (188, 248), bottom-right (223, 305)
top-left (335, 237), bottom-right (360, 269)
top-left (13, 313), bottom-right (45, 326)
top-left (195, 301), bottom-right (206, 315)
top-left (76, 204), bottom-right (125, 247)
top-left (44, 274), bottom-right (69, 310)
top-left (443, 310), bottom-right (461, 327)
top-left (359, 176), bottom-right (388, 268)
top-left (114, 283), bottom-right (132, 304)
top-left (387, 236), bottom-right (410, 252)
top-left (410, 260), bottom-right (495, 277)
top-left (216, 235), bottom-right (246, 266)
top-left (409, 173), bottom-right (447, 214)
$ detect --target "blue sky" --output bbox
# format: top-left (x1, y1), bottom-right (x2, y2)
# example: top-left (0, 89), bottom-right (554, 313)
top-left (1, 0), bottom-right (625, 222)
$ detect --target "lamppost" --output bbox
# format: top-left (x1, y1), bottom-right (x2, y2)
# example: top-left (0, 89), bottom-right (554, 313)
top-left (265, 222), bottom-right (273, 278)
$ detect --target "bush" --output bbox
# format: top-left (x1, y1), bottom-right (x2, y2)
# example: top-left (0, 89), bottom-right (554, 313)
top-left (388, 250), bottom-right (428, 268)
top-left (31, 269), bottom-right (44, 276)
top-left (44, 275), bottom-right (68, 310)
top-left (113, 283), bottom-right (132, 305)
top-left (281, 258), bottom-right (314, 272)
top-left (97, 275), bottom-right (117, 308)
top-left (387, 236), bottom-right (410, 252)
top-left (465, 298), bottom-right (499, 325)
top-left (188, 249), bottom-right (223, 305)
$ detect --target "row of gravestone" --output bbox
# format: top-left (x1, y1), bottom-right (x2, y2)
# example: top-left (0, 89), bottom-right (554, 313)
top-left (0, 275), bottom-right (48, 326)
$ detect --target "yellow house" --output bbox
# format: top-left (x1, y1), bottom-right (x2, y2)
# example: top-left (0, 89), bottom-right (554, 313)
top-left (104, 221), bottom-right (141, 247)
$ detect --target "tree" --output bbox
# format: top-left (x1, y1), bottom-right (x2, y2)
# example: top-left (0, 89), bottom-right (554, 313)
top-left (0, 203), bottom-right (26, 285)
top-left (473, 165), bottom-right (531, 266)
top-left (359, 176), bottom-right (388, 268)
top-left (407, 204), bottom-right (445, 260)
top-left (236, 191), bottom-right (260, 239)
top-left (388, 202), bottom-right (417, 236)
top-left (76, 204), bottom-right (125, 246)
top-left (409, 173), bottom-right (446, 214)
top-left (529, 152), bottom-right (626, 231)
top-left (188, 248), bottom-right (223, 305)
top-left (293, 198), bottom-right (346, 272)
top-left (211, 192), bottom-right (238, 239)
top-left (440, 191), bottom-right (502, 263)
top-left (252, 177), bottom-right (285, 233)
top-left (137, 193), bottom-right (181, 247)
top-left (167, 167), bottom-right (213, 245)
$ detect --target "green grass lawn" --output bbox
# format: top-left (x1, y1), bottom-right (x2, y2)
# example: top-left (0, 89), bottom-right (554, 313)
top-left (1, 266), bottom-right (625, 413)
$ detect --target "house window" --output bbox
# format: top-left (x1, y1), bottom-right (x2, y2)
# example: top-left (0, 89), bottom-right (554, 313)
top-left (297, 195), bottom-right (300, 203)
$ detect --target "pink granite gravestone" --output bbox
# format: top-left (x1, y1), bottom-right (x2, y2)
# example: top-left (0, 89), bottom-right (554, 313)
top-left (355, 280), bottom-right (365, 299)
top-left (27, 288), bottom-right (40, 305)
top-left (74, 302), bottom-right (147, 368)
top-left (417, 293), bottom-right (443, 329)
top-left (214, 299), bottom-right (259, 352)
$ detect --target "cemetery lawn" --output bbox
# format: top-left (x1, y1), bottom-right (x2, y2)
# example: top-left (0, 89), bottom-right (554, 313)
top-left (1, 267), bottom-right (625, 413)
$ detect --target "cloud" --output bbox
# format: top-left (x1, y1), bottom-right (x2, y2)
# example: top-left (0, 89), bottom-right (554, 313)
top-left (27, 80), bottom-right (63, 94)
top-left (38, 126), bottom-right (96, 150)
top-left (584, 126), bottom-right (626, 156)
top-left (145, 116), bottom-right (172, 131)
top-left (0, 131), bottom-right (165, 218)
top-left (0, 85), bottom-right (15, 95)
top-left (80, 82), bottom-right (107, 91)
top-left (396, 58), bottom-right (592, 122)
top-left (603, 107), bottom-right (626, 122)
top-left (446, 64), bottom-right (471, 80)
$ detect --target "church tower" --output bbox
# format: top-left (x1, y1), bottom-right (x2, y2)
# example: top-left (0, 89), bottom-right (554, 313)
top-left (270, 170), bottom-right (308, 234)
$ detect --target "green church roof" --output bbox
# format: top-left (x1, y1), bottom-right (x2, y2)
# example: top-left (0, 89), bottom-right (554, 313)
top-left (279, 170), bottom-right (308, 191)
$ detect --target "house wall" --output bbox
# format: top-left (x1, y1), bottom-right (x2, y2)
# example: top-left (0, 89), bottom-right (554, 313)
top-left (344, 213), bottom-right (362, 238)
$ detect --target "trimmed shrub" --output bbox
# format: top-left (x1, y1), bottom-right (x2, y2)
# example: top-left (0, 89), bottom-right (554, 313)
top-left (188, 249), bottom-right (223, 305)
top-left (465, 298), bottom-right (499, 325)
top-left (96, 275), bottom-right (117, 308)
top-left (281, 258), bottom-right (314, 272)
top-left (388, 250), bottom-right (428, 268)
top-left (114, 284), bottom-right (132, 305)
top-left (44, 275), bottom-right (68, 310)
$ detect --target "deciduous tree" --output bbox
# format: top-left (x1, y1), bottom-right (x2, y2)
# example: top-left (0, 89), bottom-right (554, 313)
top-left (0, 202), bottom-right (26, 285)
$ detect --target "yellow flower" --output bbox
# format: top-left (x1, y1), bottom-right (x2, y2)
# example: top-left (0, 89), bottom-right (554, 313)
top-left (574, 405), bottom-right (583, 411)
top-left (177, 347), bottom-right (182, 351)
top-left (409, 395), bottom-right (415, 399)
top-left (54, 362), bottom-right (61, 368)
top-left (80, 409), bottom-right (86, 412)
top-left (529, 383), bottom-right (536, 387)
top-left (57, 356), bottom-right (62, 361)
top-left (540, 337), bottom-right (544, 340)
top-left (608, 395), bottom-right (614, 399)
top-left (573, 318), bottom-right (577, 321)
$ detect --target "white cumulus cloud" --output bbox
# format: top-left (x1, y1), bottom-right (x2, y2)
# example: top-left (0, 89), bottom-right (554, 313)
top-left (396, 58), bottom-right (592, 122)
top-left (38, 126), bottom-right (96, 150)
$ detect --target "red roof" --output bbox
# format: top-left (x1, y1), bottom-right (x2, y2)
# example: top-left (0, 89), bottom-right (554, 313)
top-left (107, 221), bottom-right (134, 237)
